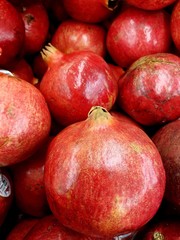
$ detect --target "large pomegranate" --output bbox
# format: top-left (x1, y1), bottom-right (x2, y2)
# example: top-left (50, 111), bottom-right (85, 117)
top-left (40, 44), bottom-right (118, 127)
top-left (117, 53), bottom-right (180, 126)
top-left (0, 0), bottom-right (25, 67)
top-left (106, 6), bottom-right (171, 68)
top-left (0, 72), bottom-right (51, 166)
top-left (44, 106), bottom-right (166, 238)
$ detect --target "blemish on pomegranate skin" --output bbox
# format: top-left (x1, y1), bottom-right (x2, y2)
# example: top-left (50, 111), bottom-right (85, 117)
top-left (153, 231), bottom-right (164, 240)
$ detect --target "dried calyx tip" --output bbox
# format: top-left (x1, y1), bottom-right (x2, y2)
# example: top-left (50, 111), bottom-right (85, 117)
top-left (40, 43), bottom-right (57, 62)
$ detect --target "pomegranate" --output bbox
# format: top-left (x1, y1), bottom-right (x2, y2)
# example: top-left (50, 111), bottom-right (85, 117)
top-left (125, 0), bottom-right (177, 10)
top-left (8, 58), bottom-right (38, 85)
top-left (40, 44), bottom-right (118, 126)
top-left (171, 0), bottom-right (180, 52)
top-left (62, 0), bottom-right (119, 23)
top-left (6, 217), bottom-right (38, 240)
top-left (44, 106), bottom-right (165, 238)
top-left (117, 53), bottom-right (180, 126)
top-left (0, 168), bottom-right (13, 226)
top-left (51, 19), bottom-right (107, 57)
top-left (20, 1), bottom-right (50, 55)
top-left (106, 6), bottom-right (171, 68)
top-left (10, 137), bottom-right (52, 217)
top-left (152, 119), bottom-right (180, 213)
top-left (24, 214), bottom-right (112, 239)
top-left (135, 218), bottom-right (180, 240)
top-left (0, 0), bottom-right (25, 67)
top-left (0, 72), bottom-right (51, 166)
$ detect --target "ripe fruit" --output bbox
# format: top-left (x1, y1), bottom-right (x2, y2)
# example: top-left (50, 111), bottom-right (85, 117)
top-left (44, 106), bottom-right (165, 238)
top-left (118, 53), bottom-right (180, 126)
top-left (0, 72), bottom-right (51, 166)
top-left (125, 0), bottom-right (177, 10)
top-left (106, 6), bottom-right (171, 68)
top-left (40, 44), bottom-right (118, 126)
top-left (62, 0), bottom-right (119, 23)
top-left (11, 138), bottom-right (52, 217)
top-left (0, 0), bottom-right (25, 67)
top-left (51, 19), bottom-right (107, 57)
top-left (152, 119), bottom-right (180, 213)
top-left (171, 0), bottom-right (180, 52)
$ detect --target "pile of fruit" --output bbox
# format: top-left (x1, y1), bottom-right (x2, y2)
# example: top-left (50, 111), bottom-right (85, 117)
top-left (0, 0), bottom-right (179, 239)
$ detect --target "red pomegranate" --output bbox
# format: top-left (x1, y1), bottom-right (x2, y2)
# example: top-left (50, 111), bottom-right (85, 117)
top-left (8, 58), bottom-right (38, 85)
top-left (0, 72), bottom-right (51, 166)
top-left (117, 53), bottom-right (180, 126)
top-left (152, 119), bottom-right (180, 213)
top-left (62, 0), bottom-right (119, 23)
top-left (20, 1), bottom-right (50, 55)
top-left (0, 0), bottom-right (25, 67)
top-left (136, 218), bottom-right (180, 240)
top-left (6, 217), bottom-right (38, 240)
top-left (171, 0), bottom-right (180, 52)
top-left (11, 137), bottom-right (52, 217)
top-left (44, 106), bottom-right (166, 238)
top-left (106, 6), bottom-right (171, 68)
top-left (0, 168), bottom-right (13, 226)
top-left (125, 0), bottom-right (177, 10)
top-left (24, 214), bottom-right (112, 239)
top-left (51, 19), bottom-right (107, 57)
top-left (39, 44), bottom-right (118, 127)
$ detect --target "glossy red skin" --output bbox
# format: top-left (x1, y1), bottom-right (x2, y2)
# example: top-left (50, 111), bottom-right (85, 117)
top-left (118, 53), bottom-right (180, 126)
top-left (126, 0), bottom-right (177, 10)
top-left (152, 119), bottom-right (180, 212)
top-left (6, 218), bottom-right (38, 240)
top-left (24, 214), bottom-right (111, 240)
top-left (107, 63), bottom-right (125, 84)
top-left (62, 0), bottom-right (115, 23)
top-left (40, 48), bottom-right (118, 127)
top-left (20, 2), bottom-right (50, 55)
top-left (11, 138), bottom-right (52, 217)
top-left (0, 73), bottom-right (51, 167)
top-left (44, 107), bottom-right (165, 238)
top-left (171, 1), bottom-right (180, 51)
top-left (0, 168), bottom-right (13, 226)
top-left (106, 6), bottom-right (171, 68)
top-left (140, 219), bottom-right (180, 240)
top-left (8, 58), bottom-right (37, 85)
top-left (51, 19), bottom-right (107, 57)
top-left (0, 0), bottom-right (25, 67)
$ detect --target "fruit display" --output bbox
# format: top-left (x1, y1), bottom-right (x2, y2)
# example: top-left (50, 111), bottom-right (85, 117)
top-left (0, 0), bottom-right (179, 239)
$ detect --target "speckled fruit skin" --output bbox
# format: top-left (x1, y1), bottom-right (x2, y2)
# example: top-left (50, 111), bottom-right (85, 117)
top-left (152, 119), bottom-right (180, 212)
top-left (126, 0), bottom-right (177, 10)
top-left (24, 214), bottom-right (111, 240)
top-left (40, 46), bottom-right (118, 127)
top-left (44, 106), bottom-right (166, 238)
top-left (106, 6), bottom-right (171, 68)
top-left (118, 53), bottom-right (180, 126)
top-left (6, 218), bottom-right (38, 240)
top-left (0, 73), bottom-right (51, 166)
top-left (171, 0), bottom-right (180, 51)
top-left (0, 0), bottom-right (25, 67)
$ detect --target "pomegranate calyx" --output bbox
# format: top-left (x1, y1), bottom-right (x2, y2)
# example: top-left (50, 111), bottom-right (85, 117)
top-left (40, 43), bottom-right (63, 66)
top-left (107, 0), bottom-right (120, 10)
top-left (88, 106), bottom-right (111, 120)
top-left (153, 231), bottom-right (164, 240)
